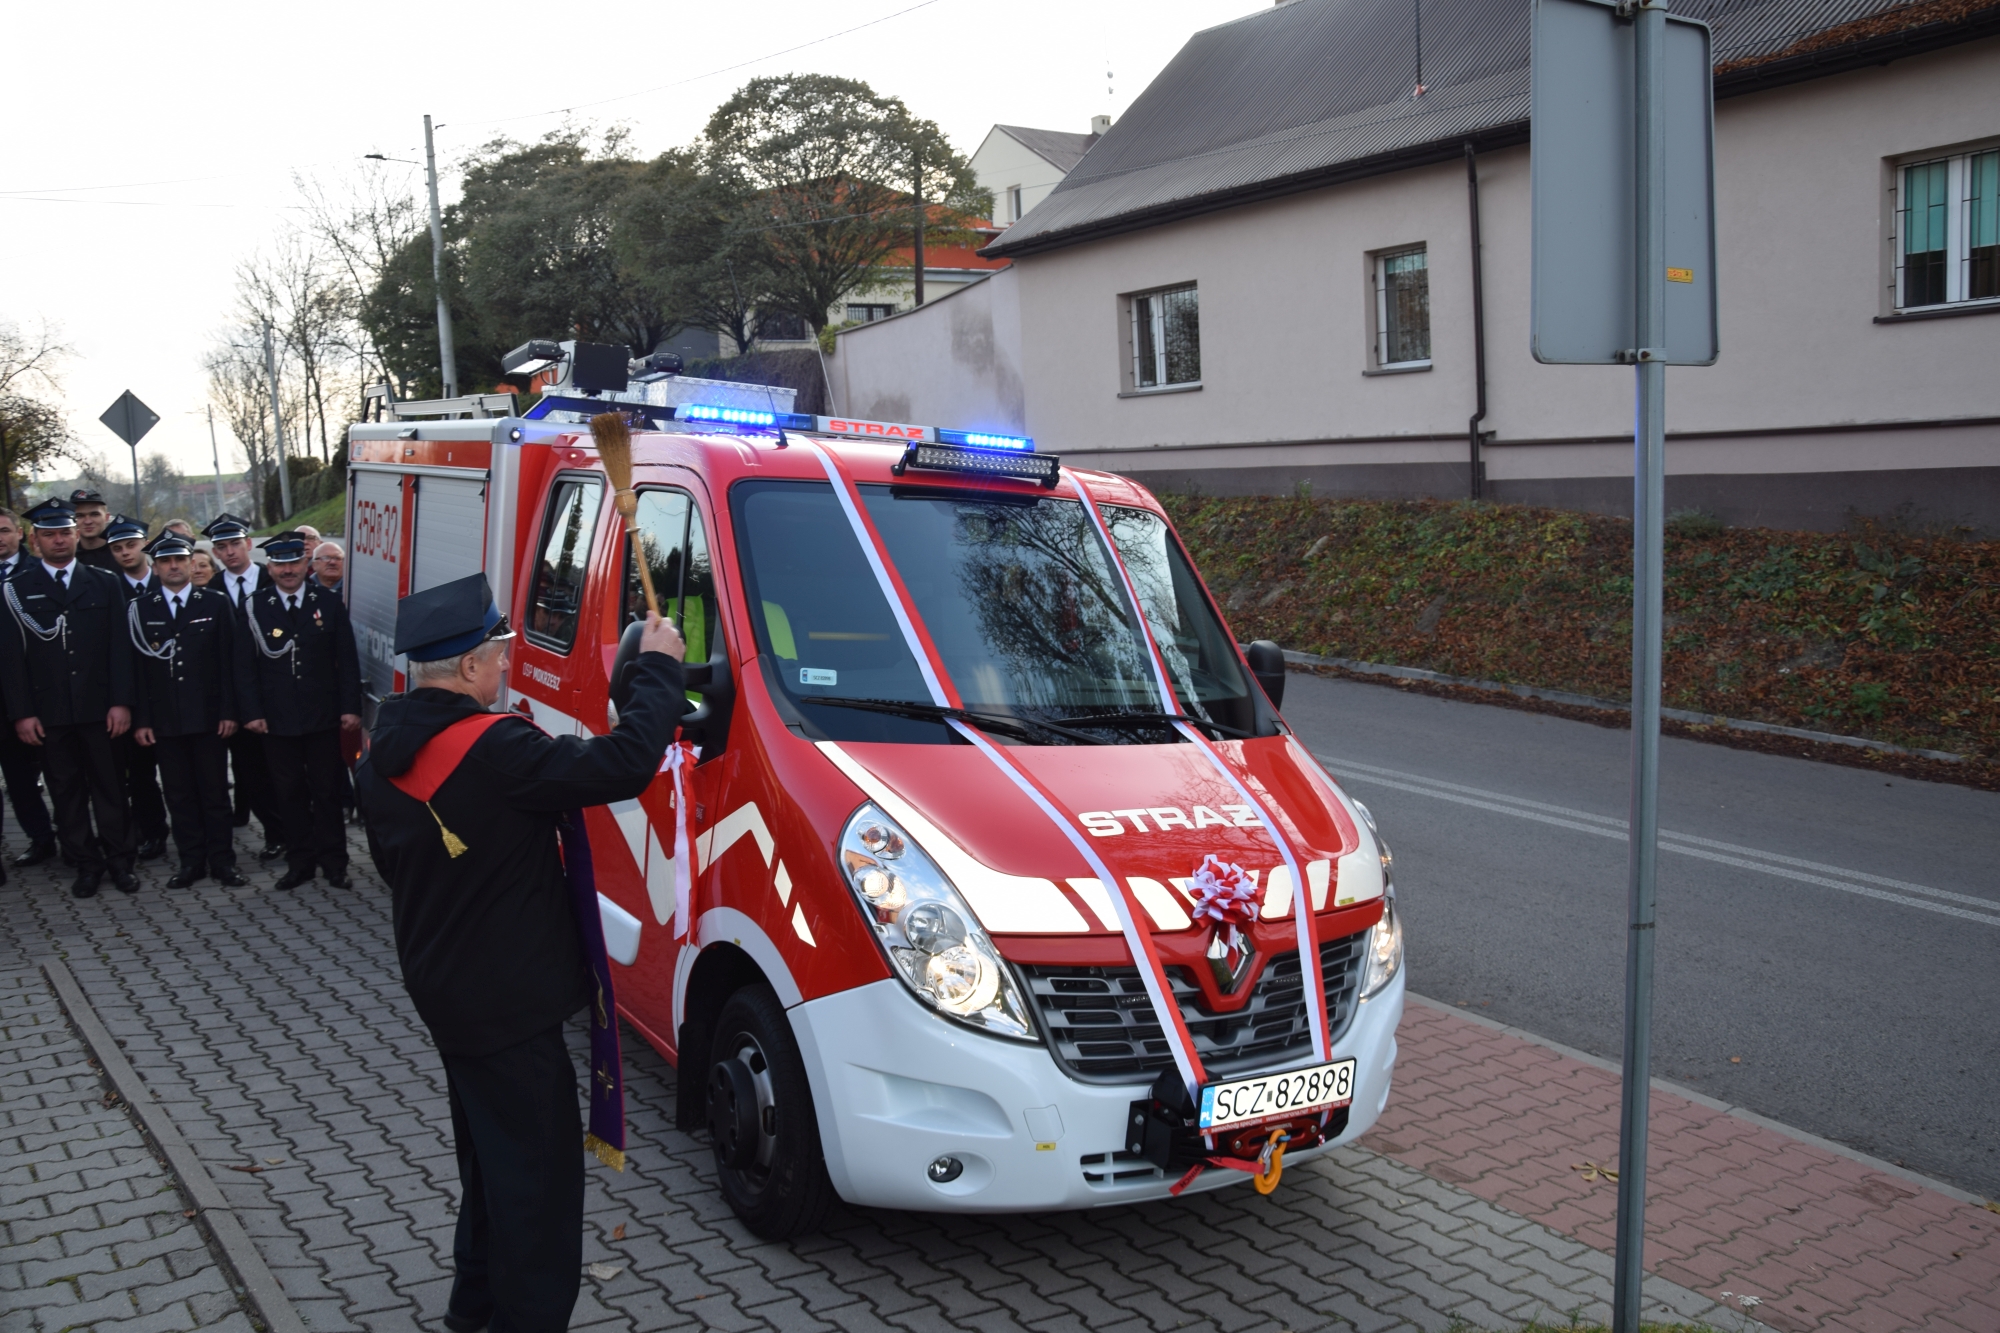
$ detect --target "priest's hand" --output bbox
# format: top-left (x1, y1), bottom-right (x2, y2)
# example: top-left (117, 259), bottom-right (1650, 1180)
top-left (106, 706), bottom-right (130, 738)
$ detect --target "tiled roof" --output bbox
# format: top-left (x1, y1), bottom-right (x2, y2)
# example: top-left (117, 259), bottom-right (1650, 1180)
top-left (984, 0), bottom-right (2000, 258)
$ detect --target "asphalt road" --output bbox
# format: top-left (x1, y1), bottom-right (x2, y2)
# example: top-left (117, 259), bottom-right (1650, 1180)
top-left (1279, 670), bottom-right (2000, 1201)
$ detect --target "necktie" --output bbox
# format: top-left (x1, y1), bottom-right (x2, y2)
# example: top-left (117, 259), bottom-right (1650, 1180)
top-left (287, 594), bottom-right (299, 614)
top-left (170, 594), bottom-right (184, 621)
top-left (55, 568), bottom-right (67, 590)
top-left (235, 575), bottom-right (247, 606)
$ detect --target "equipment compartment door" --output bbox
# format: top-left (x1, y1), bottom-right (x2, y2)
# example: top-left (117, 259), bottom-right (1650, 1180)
top-left (410, 475), bottom-right (488, 593)
top-left (347, 469), bottom-right (406, 705)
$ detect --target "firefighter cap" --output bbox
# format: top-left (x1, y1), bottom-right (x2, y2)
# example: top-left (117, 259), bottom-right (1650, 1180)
top-left (24, 499), bottom-right (76, 530)
top-left (202, 513), bottom-right (253, 542)
top-left (259, 531), bottom-right (309, 563)
top-left (146, 531), bottom-right (194, 560)
top-left (105, 515), bottom-right (147, 543)
top-left (395, 573), bottom-right (515, 663)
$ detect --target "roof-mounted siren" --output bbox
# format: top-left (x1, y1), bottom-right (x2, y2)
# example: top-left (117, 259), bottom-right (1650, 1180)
top-left (893, 430), bottom-right (1057, 488)
top-left (502, 339), bottom-right (645, 396)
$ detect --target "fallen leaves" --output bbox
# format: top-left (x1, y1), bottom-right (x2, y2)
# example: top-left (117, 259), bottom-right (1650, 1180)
top-left (1572, 1161), bottom-right (1619, 1184)
top-left (587, 1262), bottom-right (622, 1281)
top-left (226, 1165), bottom-right (265, 1174)
top-left (611, 1223), bottom-right (626, 1240)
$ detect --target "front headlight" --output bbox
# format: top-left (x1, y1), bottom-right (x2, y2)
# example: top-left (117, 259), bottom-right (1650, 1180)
top-left (839, 803), bottom-right (1037, 1040)
top-left (1360, 898), bottom-right (1403, 1000)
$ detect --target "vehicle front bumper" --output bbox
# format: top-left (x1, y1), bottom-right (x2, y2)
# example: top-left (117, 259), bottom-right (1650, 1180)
top-left (788, 968), bottom-right (1404, 1212)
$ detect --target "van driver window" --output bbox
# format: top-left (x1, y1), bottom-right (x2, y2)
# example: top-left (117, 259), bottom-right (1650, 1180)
top-left (526, 478), bottom-right (601, 652)
top-left (622, 489), bottom-right (723, 685)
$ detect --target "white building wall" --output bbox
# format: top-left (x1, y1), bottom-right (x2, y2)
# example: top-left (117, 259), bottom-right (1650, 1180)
top-left (840, 39), bottom-right (2000, 530)
top-left (970, 129), bottom-right (1073, 225)
top-left (829, 269), bottom-right (1027, 436)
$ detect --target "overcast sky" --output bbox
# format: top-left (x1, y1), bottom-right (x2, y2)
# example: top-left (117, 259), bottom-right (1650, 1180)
top-left (1, 0), bottom-right (1261, 495)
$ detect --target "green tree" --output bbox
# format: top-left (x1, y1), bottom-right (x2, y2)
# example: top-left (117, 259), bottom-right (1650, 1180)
top-left (615, 150), bottom-right (772, 355)
top-left (701, 74), bottom-right (989, 334)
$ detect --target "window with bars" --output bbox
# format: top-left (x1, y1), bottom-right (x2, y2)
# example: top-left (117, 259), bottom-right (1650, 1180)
top-left (1127, 285), bottom-right (1200, 390)
top-left (1373, 246), bottom-right (1431, 368)
top-left (1896, 149), bottom-right (2000, 310)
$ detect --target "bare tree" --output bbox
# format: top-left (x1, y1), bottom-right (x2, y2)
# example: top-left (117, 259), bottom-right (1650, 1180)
top-left (297, 166), bottom-right (425, 399)
top-left (0, 318), bottom-right (83, 509)
top-left (204, 333), bottom-right (281, 526)
top-left (236, 234), bottom-right (351, 465)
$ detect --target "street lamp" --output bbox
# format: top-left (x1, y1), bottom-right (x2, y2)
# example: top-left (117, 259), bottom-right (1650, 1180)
top-left (365, 115), bottom-right (458, 399)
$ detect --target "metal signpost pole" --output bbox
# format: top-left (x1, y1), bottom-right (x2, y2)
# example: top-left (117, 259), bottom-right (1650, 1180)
top-left (262, 320), bottom-right (294, 521)
top-left (1613, 4), bottom-right (1669, 1330)
top-left (424, 115), bottom-right (459, 400)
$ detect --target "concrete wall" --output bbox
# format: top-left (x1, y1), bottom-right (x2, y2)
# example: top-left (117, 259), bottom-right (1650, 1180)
top-left (837, 38), bottom-right (2000, 533)
top-left (828, 268), bottom-right (1027, 436)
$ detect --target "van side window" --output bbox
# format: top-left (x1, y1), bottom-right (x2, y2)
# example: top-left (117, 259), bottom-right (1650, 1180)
top-left (623, 488), bottom-right (723, 686)
top-left (526, 478), bottom-right (601, 653)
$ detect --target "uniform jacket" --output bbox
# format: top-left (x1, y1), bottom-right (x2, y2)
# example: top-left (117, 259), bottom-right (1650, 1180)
top-left (0, 561), bottom-right (135, 727)
top-left (129, 585), bottom-right (244, 737)
top-left (356, 654), bottom-right (686, 1056)
top-left (119, 571), bottom-right (160, 601)
top-left (75, 544), bottom-right (119, 572)
top-left (237, 581), bottom-right (362, 735)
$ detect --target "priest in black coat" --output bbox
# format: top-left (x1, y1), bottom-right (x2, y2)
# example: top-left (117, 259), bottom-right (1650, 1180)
top-left (237, 531), bottom-right (363, 890)
top-left (129, 531), bottom-right (251, 888)
top-left (356, 574), bottom-right (684, 1333)
top-left (0, 499), bottom-right (138, 897)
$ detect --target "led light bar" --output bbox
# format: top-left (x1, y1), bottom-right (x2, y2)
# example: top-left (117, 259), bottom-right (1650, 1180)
top-left (937, 428), bottom-right (1034, 452)
top-left (893, 443), bottom-right (1060, 488)
top-left (680, 403), bottom-right (781, 426)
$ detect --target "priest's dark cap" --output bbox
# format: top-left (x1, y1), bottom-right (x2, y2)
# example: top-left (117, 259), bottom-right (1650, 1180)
top-left (68, 488), bottom-right (106, 507)
top-left (25, 499), bottom-right (75, 530)
top-left (202, 513), bottom-right (253, 541)
top-left (105, 515), bottom-right (147, 543)
top-left (259, 532), bottom-right (308, 562)
top-left (146, 532), bottom-right (194, 559)
top-left (395, 573), bottom-right (514, 663)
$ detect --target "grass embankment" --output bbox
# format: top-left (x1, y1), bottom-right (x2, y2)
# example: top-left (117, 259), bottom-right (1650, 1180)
top-left (1161, 494), bottom-right (2000, 763)
top-left (257, 494), bottom-right (344, 537)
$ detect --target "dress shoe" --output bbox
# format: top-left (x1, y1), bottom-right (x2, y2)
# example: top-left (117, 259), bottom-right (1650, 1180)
top-left (112, 870), bottom-right (139, 894)
top-left (71, 871), bottom-right (101, 899)
top-left (136, 837), bottom-right (167, 862)
top-left (273, 867), bottom-right (315, 891)
top-left (442, 1311), bottom-right (491, 1333)
top-left (258, 843), bottom-right (286, 862)
top-left (214, 865), bottom-right (249, 887)
top-left (166, 866), bottom-right (205, 889)
top-left (324, 871), bottom-right (351, 890)
top-left (14, 839), bottom-right (58, 867)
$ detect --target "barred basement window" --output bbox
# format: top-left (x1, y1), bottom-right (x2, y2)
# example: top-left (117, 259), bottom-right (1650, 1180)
top-left (1896, 148), bottom-right (2000, 310)
top-left (1128, 285), bottom-right (1200, 390)
top-left (1373, 246), bottom-right (1431, 368)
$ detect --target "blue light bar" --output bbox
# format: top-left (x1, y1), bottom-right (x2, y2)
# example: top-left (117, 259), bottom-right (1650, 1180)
top-left (682, 403), bottom-right (776, 426)
top-left (936, 428), bottom-right (1035, 452)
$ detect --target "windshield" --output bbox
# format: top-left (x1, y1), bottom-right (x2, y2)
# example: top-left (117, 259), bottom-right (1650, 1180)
top-left (732, 480), bottom-right (1257, 744)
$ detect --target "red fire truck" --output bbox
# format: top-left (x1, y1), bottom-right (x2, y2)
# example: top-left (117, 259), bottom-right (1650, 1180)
top-left (345, 349), bottom-right (1403, 1238)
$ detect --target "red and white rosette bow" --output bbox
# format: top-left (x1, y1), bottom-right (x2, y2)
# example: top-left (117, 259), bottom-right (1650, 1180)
top-left (1188, 854), bottom-right (1263, 968)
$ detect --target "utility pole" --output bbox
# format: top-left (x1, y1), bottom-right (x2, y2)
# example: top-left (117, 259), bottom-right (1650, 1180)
top-left (206, 405), bottom-right (227, 511)
top-left (912, 141), bottom-right (926, 307)
top-left (425, 115), bottom-right (459, 399)
top-left (262, 320), bottom-right (294, 522)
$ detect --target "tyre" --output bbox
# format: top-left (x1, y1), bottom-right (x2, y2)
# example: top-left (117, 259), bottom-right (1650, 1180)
top-left (706, 984), bottom-right (835, 1238)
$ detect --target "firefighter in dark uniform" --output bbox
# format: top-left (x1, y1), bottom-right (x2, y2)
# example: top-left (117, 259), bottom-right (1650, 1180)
top-left (356, 575), bottom-right (684, 1333)
top-left (239, 531), bottom-right (363, 890)
top-left (0, 507), bottom-right (57, 871)
top-left (106, 515), bottom-right (169, 861)
top-left (129, 531), bottom-right (251, 888)
top-left (206, 513), bottom-right (284, 861)
top-left (0, 499), bottom-right (138, 897)
top-left (71, 489), bottom-right (119, 572)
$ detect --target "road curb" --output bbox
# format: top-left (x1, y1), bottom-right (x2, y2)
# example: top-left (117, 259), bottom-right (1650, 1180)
top-left (1405, 991), bottom-right (1990, 1208)
top-left (1283, 649), bottom-right (1968, 763)
top-left (40, 955), bottom-right (310, 1333)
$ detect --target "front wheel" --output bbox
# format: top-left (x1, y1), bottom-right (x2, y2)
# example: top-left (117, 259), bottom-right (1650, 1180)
top-left (706, 984), bottom-right (835, 1238)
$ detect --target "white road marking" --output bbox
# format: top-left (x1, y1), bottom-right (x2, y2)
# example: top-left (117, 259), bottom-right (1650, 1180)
top-left (1316, 753), bottom-right (2000, 927)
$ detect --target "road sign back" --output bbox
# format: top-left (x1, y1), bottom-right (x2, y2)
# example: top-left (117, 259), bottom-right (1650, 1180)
top-left (99, 390), bottom-right (160, 448)
top-left (1530, 0), bottom-right (1717, 365)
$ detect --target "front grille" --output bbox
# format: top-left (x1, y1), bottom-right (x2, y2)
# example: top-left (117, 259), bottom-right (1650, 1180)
top-left (1021, 930), bottom-right (1370, 1083)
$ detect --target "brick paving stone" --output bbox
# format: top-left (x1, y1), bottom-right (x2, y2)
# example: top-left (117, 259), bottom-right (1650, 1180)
top-left (0, 965), bottom-right (251, 1333)
top-left (9, 827), bottom-right (1753, 1333)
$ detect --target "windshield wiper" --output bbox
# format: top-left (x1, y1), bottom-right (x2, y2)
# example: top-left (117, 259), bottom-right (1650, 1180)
top-left (802, 696), bottom-right (1108, 745)
top-left (1056, 710), bottom-right (1254, 740)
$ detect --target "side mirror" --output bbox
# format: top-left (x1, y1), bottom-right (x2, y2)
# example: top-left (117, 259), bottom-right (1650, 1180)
top-left (609, 618), bottom-right (732, 739)
top-left (1243, 640), bottom-right (1287, 710)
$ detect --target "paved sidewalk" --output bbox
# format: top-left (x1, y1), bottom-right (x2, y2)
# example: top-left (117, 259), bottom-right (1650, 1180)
top-left (0, 826), bottom-right (1749, 1333)
top-left (0, 963), bottom-right (254, 1333)
top-left (1364, 1000), bottom-right (2000, 1333)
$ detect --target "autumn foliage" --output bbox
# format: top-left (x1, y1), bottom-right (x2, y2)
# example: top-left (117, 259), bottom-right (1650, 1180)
top-left (1161, 493), bottom-right (2000, 760)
